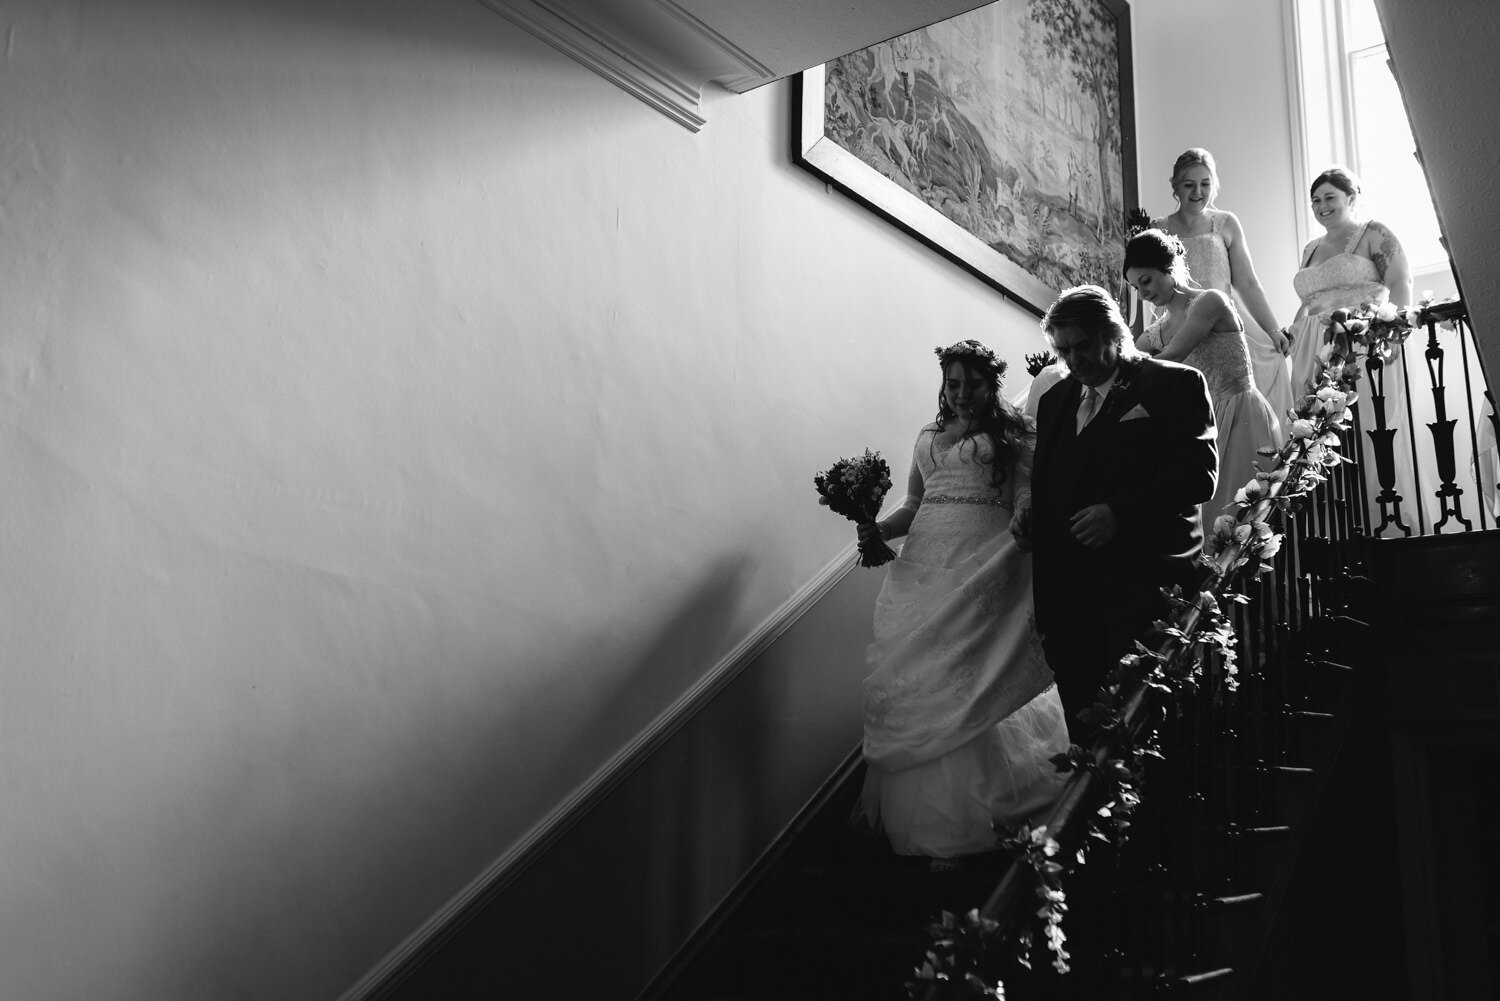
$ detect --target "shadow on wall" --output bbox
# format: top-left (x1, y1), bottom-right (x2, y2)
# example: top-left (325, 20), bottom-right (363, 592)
top-left (334, 553), bottom-right (763, 999)
top-left (130, 555), bottom-right (754, 1001)
top-left (374, 561), bottom-right (883, 1001)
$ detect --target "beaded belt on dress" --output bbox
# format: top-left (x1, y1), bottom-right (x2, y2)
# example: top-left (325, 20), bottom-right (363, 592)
top-left (922, 493), bottom-right (1006, 506)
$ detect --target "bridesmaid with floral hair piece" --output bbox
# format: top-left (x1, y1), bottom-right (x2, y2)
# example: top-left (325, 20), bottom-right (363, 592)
top-left (1127, 228), bottom-right (1280, 523)
top-left (1153, 148), bottom-right (1295, 423)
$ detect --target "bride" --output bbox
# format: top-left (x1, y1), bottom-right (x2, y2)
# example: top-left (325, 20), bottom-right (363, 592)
top-left (855, 339), bottom-right (1070, 865)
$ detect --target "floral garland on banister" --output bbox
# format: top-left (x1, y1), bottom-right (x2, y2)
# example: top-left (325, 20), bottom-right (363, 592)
top-left (1316, 294), bottom-right (1466, 390)
top-left (907, 354), bottom-right (1360, 1000)
top-left (1323, 301), bottom-right (1417, 368)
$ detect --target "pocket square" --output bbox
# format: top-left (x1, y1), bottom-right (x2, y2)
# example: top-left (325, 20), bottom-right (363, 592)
top-left (1120, 404), bottom-right (1151, 422)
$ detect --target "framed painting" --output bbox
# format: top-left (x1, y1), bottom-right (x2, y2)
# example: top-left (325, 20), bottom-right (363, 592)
top-left (794, 0), bottom-right (1136, 317)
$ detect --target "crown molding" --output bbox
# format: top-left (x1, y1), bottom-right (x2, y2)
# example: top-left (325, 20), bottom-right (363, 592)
top-left (477, 0), bottom-right (709, 131)
top-left (475, 0), bottom-right (992, 130)
top-left (653, 0), bottom-right (776, 94)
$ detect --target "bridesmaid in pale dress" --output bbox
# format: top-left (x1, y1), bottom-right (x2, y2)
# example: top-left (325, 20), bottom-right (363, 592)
top-left (1126, 229), bottom-right (1281, 522)
top-left (1285, 166), bottom-right (1414, 536)
top-left (1287, 167), bottom-right (1414, 394)
top-left (1153, 148), bottom-right (1294, 423)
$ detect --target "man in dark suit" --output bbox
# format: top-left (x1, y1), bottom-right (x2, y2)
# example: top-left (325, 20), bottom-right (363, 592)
top-left (1013, 285), bottom-right (1218, 723)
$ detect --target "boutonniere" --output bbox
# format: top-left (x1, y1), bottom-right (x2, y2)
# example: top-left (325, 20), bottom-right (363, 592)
top-left (1113, 355), bottom-right (1145, 393)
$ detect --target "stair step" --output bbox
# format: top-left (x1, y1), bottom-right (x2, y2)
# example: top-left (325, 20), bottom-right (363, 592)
top-left (1177, 966), bottom-right (1235, 985)
top-left (1209, 892), bottom-right (1264, 908)
top-left (1365, 530), bottom-right (1500, 591)
top-left (1307, 659), bottom-right (1357, 671)
top-left (675, 924), bottom-right (922, 1001)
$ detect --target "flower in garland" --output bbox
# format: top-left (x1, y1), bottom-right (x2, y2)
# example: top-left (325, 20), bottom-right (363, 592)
top-left (1204, 513), bottom-right (1240, 558)
top-left (906, 909), bottom-right (1009, 1000)
top-left (1307, 385), bottom-right (1355, 420)
top-left (1254, 462), bottom-right (1292, 487)
top-left (1233, 477), bottom-right (1266, 507)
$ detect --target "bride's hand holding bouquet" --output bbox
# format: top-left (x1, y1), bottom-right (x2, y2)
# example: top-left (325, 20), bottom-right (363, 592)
top-left (814, 448), bottom-right (897, 568)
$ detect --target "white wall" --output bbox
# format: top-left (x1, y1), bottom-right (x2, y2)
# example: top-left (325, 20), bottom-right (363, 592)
top-left (1377, 0), bottom-right (1500, 378)
top-left (0, 1), bottom-right (1050, 998)
top-left (1129, 0), bottom-right (1303, 329)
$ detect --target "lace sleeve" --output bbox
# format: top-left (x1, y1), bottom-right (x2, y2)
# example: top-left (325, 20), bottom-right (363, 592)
top-left (1136, 316), bottom-right (1166, 354)
top-left (1012, 421), bottom-right (1036, 512)
top-left (899, 427), bottom-right (932, 512)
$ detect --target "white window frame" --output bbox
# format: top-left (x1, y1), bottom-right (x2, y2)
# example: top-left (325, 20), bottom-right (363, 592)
top-left (1283, 0), bottom-right (1453, 285)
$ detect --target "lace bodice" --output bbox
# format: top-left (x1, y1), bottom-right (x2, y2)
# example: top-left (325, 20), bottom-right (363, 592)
top-left (1154, 211), bottom-right (1232, 293)
top-left (909, 427), bottom-right (1030, 513)
top-left (1142, 307), bottom-right (1255, 399)
top-left (1292, 222), bottom-right (1390, 318)
top-left (862, 422), bottom-right (1055, 782)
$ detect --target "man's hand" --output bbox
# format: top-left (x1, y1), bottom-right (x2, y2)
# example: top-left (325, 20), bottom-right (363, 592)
top-left (1070, 503), bottom-right (1117, 548)
top-left (1011, 497), bottom-right (1033, 552)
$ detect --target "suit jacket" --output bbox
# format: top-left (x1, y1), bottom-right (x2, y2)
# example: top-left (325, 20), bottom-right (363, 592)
top-left (1030, 355), bottom-right (1218, 636)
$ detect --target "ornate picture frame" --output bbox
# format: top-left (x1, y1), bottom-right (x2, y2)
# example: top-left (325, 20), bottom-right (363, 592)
top-left (793, 0), bottom-right (1136, 316)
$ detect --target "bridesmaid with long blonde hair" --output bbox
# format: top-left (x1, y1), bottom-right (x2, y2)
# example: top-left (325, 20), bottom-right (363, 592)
top-left (1153, 148), bottom-right (1294, 423)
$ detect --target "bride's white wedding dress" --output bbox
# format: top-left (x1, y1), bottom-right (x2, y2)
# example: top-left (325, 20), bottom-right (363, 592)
top-left (858, 426), bottom-right (1070, 858)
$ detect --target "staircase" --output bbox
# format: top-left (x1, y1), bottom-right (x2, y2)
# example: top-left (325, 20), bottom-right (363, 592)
top-left (640, 754), bottom-right (1005, 1001)
top-left (643, 529), bottom-right (1500, 1001)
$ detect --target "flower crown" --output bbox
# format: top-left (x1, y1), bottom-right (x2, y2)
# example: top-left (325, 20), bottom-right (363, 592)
top-left (935, 339), bottom-right (1007, 384)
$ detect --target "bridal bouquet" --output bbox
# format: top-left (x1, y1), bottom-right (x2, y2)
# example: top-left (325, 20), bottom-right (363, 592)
top-left (814, 448), bottom-right (896, 568)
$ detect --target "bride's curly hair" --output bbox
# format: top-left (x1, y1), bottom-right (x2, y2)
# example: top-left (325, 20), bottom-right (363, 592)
top-left (932, 339), bottom-right (1030, 490)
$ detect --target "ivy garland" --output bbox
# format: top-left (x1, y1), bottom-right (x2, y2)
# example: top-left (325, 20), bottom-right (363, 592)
top-left (906, 908), bottom-right (1009, 1000)
top-left (907, 343), bottom-right (1365, 996)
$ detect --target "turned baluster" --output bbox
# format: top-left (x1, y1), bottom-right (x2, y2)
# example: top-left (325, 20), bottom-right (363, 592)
top-left (1363, 353), bottom-right (1412, 536)
top-left (1424, 317), bottom-right (1472, 531)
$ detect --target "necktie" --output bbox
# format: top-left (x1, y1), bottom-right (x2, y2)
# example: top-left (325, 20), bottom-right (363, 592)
top-left (1076, 386), bottom-right (1100, 434)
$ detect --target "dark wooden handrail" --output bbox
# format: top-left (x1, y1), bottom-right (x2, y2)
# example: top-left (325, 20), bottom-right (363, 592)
top-left (970, 491), bottom-right (1282, 927)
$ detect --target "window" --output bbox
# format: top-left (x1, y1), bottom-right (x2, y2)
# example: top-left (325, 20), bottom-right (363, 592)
top-left (1290, 0), bottom-right (1453, 283)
